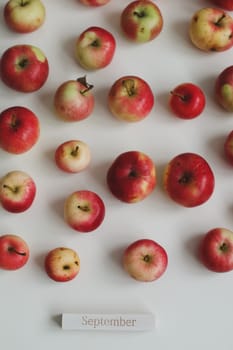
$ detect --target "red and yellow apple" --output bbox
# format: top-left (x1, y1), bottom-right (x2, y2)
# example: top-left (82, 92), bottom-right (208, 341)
top-left (0, 234), bottom-right (29, 270)
top-left (215, 65), bottom-right (233, 112)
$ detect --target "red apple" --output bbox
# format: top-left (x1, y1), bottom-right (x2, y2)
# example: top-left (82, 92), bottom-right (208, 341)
top-left (123, 239), bottom-right (168, 282)
top-left (169, 83), bottom-right (206, 119)
top-left (0, 106), bottom-right (40, 154)
top-left (0, 234), bottom-right (29, 270)
top-left (215, 65), bottom-right (233, 112)
top-left (0, 44), bottom-right (49, 92)
top-left (54, 77), bottom-right (94, 122)
top-left (224, 130), bottom-right (233, 164)
top-left (75, 26), bottom-right (116, 70)
top-left (200, 228), bottom-right (233, 272)
top-left (79, 0), bottom-right (110, 6)
top-left (64, 190), bottom-right (105, 232)
top-left (163, 152), bottom-right (215, 207)
top-left (45, 247), bottom-right (80, 282)
top-left (120, 0), bottom-right (163, 43)
top-left (107, 151), bottom-right (156, 203)
top-left (211, 0), bottom-right (233, 11)
top-left (0, 170), bottom-right (36, 213)
top-left (108, 75), bottom-right (154, 122)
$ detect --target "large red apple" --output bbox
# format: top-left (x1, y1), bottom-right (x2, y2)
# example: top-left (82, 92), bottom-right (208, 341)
top-left (211, 0), bottom-right (233, 11)
top-left (0, 234), bottom-right (29, 270)
top-left (215, 65), bottom-right (233, 112)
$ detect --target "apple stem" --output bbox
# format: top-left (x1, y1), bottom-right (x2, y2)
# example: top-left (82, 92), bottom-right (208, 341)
top-left (133, 10), bottom-right (146, 18)
top-left (170, 91), bottom-right (188, 102)
top-left (8, 247), bottom-right (26, 256)
top-left (77, 76), bottom-right (94, 95)
top-left (122, 79), bottom-right (136, 97)
top-left (3, 184), bottom-right (19, 193)
top-left (220, 242), bottom-right (228, 252)
top-left (71, 146), bottom-right (79, 157)
top-left (215, 14), bottom-right (226, 26)
top-left (77, 205), bottom-right (90, 212)
top-left (20, 0), bottom-right (30, 6)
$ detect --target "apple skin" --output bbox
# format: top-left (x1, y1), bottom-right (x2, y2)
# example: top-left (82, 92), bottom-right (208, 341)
top-left (4, 0), bottom-right (46, 34)
top-left (0, 44), bottom-right (49, 92)
top-left (215, 65), bottom-right (233, 112)
top-left (107, 151), bottom-right (156, 203)
top-left (224, 130), bottom-right (233, 165)
top-left (189, 7), bottom-right (233, 52)
top-left (123, 239), bottom-right (168, 282)
top-left (54, 77), bottom-right (94, 122)
top-left (169, 83), bottom-right (206, 119)
top-left (163, 153), bottom-right (215, 208)
top-left (200, 228), bottom-right (233, 272)
top-left (79, 0), bottom-right (110, 6)
top-left (0, 234), bottom-right (29, 270)
top-left (0, 106), bottom-right (40, 154)
top-left (108, 75), bottom-right (154, 122)
top-left (120, 0), bottom-right (163, 43)
top-left (44, 247), bottom-right (80, 282)
top-left (64, 190), bottom-right (105, 233)
top-left (0, 170), bottom-right (36, 213)
top-left (211, 0), bottom-right (233, 11)
top-left (75, 26), bottom-right (116, 70)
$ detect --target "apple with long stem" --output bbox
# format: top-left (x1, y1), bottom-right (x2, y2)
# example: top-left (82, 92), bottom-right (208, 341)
top-left (0, 234), bottom-right (29, 270)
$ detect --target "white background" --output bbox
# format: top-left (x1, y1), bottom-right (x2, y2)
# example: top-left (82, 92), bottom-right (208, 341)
top-left (1, 0), bottom-right (233, 348)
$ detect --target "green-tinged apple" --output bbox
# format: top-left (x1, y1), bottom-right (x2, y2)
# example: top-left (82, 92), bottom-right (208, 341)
top-left (0, 44), bottom-right (49, 92)
top-left (163, 152), bottom-right (215, 207)
top-left (75, 26), bottom-right (116, 70)
top-left (224, 130), bottom-right (233, 164)
top-left (4, 0), bottom-right (46, 33)
top-left (120, 0), bottom-right (163, 43)
top-left (45, 247), bottom-right (80, 282)
top-left (108, 75), bottom-right (154, 122)
top-left (107, 151), bottom-right (156, 203)
top-left (123, 239), bottom-right (168, 282)
top-left (64, 190), bottom-right (105, 232)
top-left (0, 170), bottom-right (36, 213)
top-left (211, 0), bottom-right (233, 10)
top-left (79, 0), bottom-right (110, 6)
top-left (54, 77), bottom-right (94, 122)
top-left (215, 65), bottom-right (233, 111)
top-left (0, 234), bottom-right (29, 270)
top-left (189, 7), bottom-right (233, 52)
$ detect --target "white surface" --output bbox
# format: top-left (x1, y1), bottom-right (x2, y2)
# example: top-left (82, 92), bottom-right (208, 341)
top-left (1, 0), bottom-right (233, 349)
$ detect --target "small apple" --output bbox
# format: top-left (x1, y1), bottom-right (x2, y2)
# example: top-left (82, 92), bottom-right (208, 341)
top-left (123, 239), bottom-right (168, 282)
top-left (163, 152), bottom-right (215, 207)
top-left (0, 170), bottom-right (36, 213)
top-left (189, 7), bottom-right (233, 52)
top-left (4, 0), bottom-right (46, 33)
top-left (120, 0), bottom-right (163, 43)
top-left (200, 228), bottom-right (233, 272)
top-left (211, 0), bottom-right (233, 11)
top-left (64, 190), bottom-right (105, 232)
top-left (0, 106), bottom-right (40, 154)
top-left (44, 247), bottom-right (80, 282)
top-left (79, 0), bottom-right (110, 6)
top-left (107, 151), bottom-right (156, 203)
top-left (224, 130), bottom-right (233, 165)
top-left (0, 44), bottom-right (49, 92)
top-left (75, 26), bottom-right (116, 70)
top-left (108, 75), bottom-right (154, 122)
top-left (54, 77), bottom-right (94, 122)
top-left (0, 234), bottom-right (29, 270)
top-left (169, 83), bottom-right (206, 119)
top-left (215, 65), bottom-right (233, 112)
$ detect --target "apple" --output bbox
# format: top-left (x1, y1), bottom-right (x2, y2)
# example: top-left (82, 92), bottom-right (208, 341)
top-left (44, 247), bottom-right (80, 282)
top-left (189, 7), bottom-right (233, 52)
top-left (107, 151), bottom-right (156, 203)
top-left (108, 75), bottom-right (154, 122)
top-left (215, 65), bottom-right (233, 112)
top-left (75, 26), bottom-right (116, 70)
top-left (55, 140), bottom-right (91, 173)
top-left (0, 234), bottom-right (29, 270)
top-left (120, 0), bottom-right (163, 43)
top-left (123, 239), bottom-right (168, 282)
top-left (54, 77), bottom-right (94, 122)
top-left (200, 228), bottom-right (233, 272)
top-left (211, 0), bottom-right (233, 11)
top-left (163, 152), bottom-right (215, 207)
top-left (0, 44), bottom-right (49, 92)
top-left (4, 0), bottom-right (46, 33)
top-left (79, 0), bottom-right (110, 6)
top-left (0, 170), bottom-right (36, 213)
top-left (224, 130), bottom-right (233, 165)
top-left (64, 190), bottom-right (105, 233)
top-left (169, 83), bottom-right (206, 119)
top-left (0, 106), bottom-right (40, 154)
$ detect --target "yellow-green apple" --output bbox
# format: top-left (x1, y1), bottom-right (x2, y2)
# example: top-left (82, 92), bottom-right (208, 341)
top-left (215, 65), bottom-right (233, 111)
top-left (79, 0), bottom-right (110, 5)
top-left (169, 83), bottom-right (206, 119)
top-left (123, 239), bottom-right (168, 282)
top-left (44, 247), bottom-right (80, 282)
top-left (55, 140), bottom-right (91, 173)
top-left (199, 228), bottom-right (233, 272)
top-left (189, 7), bottom-right (233, 52)
top-left (54, 77), bottom-right (94, 122)
top-left (224, 130), bottom-right (233, 165)
top-left (107, 151), bottom-right (156, 203)
top-left (0, 106), bottom-right (40, 154)
top-left (0, 44), bottom-right (49, 92)
top-left (0, 170), bottom-right (36, 213)
top-left (64, 190), bottom-right (105, 232)
top-left (75, 26), bottom-right (116, 70)
top-left (4, 0), bottom-right (46, 33)
top-left (163, 152), bottom-right (215, 207)
top-left (211, 0), bottom-right (233, 10)
top-left (108, 75), bottom-right (154, 122)
top-left (0, 234), bottom-right (29, 270)
top-left (120, 0), bottom-right (163, 43)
